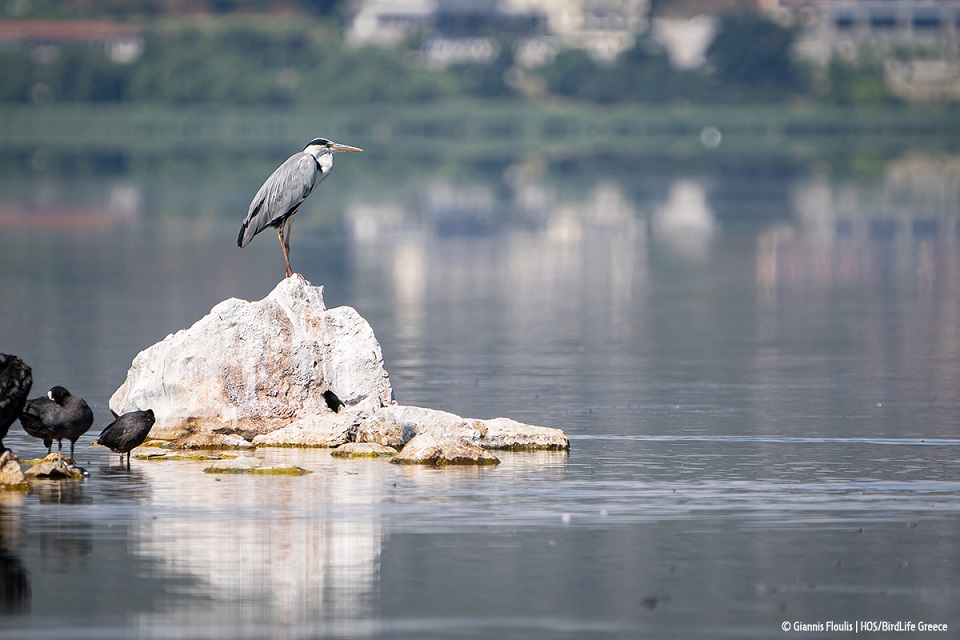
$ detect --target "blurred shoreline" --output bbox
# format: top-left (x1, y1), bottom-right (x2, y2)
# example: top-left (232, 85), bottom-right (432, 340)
top-left (2, 101), bottom-right (958, 162)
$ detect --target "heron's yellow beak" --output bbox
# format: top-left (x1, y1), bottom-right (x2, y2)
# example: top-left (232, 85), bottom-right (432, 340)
top-left (332, 143), bottom-right (363, 153)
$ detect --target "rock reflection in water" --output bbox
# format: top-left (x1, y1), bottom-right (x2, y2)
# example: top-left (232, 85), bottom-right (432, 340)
top-left (131, 451), bottom-right (384, 633)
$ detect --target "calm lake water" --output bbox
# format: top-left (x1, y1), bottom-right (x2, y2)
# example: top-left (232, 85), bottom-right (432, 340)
top-left (1, 144), bottom-right (959, 639)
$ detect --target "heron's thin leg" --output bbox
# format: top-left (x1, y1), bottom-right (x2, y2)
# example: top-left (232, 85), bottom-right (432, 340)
top-left (277, 220), bottom-right (293, 278)
top-left (283, 216), bottom-right (294, 277)
top-left (277, 226), bottom-right (292, 278)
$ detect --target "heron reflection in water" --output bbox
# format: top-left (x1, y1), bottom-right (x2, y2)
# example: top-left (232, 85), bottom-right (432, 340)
top-left (238, 138), bottom-right (363, 278)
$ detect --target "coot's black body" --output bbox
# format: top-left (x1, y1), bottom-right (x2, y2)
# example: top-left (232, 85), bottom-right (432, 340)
top-left (94, 409), bottom-right (155, 466)
top-left (0, 354), bottom-right (33, 453)
top-left (20, 386), bottom-right (94, 460)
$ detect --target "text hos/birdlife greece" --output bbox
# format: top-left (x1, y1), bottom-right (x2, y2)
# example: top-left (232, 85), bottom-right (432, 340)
top-left (782, 620), bottom-right (949, 633)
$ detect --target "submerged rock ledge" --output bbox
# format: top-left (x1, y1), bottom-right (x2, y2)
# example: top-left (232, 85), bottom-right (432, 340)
top-left (110, 276), bottom-right (568, 464)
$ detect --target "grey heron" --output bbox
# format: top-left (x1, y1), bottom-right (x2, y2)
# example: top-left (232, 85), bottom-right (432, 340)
top-left (238, 138), bottom-right (363, 278)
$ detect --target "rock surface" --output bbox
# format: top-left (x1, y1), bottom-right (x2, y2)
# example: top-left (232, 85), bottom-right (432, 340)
top-left (203, 455), bottom-right (311, 475)
top-left (476, 417), bottom-right (570, 450)
top-left (251, 413), bottom-right (355, 448)
top-left (135, 451), bottom-right (239, 461)
top-left (110, 276), bottom-right (569, 465)
top-left (110, 275), bottom-right (393, 440)
top-left (23, 454), bottom-right (87, 479)
top-left (330, 442), bottom-right (397, 458)
top-left (164, 433), bottom-right (255, 450)
top-left (0, 450), bottom-right (29, 488)
top-left (391, 431), bottom-right (500, 466)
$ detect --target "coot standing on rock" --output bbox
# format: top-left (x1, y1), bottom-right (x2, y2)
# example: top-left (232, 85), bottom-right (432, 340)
top-left (0, 354), bottom-right (32, 453)
top-left (93, 409), bottom-right (155, 466)
top-left (19, 386), bottom-right (94, 460)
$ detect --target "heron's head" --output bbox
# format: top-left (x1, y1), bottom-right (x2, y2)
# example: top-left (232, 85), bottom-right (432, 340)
top-left (303, 138), bottom-right (363, 157)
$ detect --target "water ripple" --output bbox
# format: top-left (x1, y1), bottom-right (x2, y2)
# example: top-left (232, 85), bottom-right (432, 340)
top-left (571, 434), bottom-right (960, 446)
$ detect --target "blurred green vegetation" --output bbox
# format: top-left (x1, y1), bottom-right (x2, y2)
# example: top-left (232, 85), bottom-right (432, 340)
top-left (3, 100), bottom-right (957, 168)
top-left (2, 3), bottom-right (957, 180)
top-left (0, 8), bottom-right (914, 107)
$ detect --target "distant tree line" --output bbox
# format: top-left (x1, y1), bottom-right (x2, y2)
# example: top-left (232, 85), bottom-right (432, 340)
top-left (0, 11), bottom-right (896, 107)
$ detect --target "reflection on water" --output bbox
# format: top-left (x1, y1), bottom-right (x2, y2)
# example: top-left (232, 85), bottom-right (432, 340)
top-left (651, 179), bottom-right (717, 259)
top-left (0, 494), bottom-right (31, 616)
top-left (131, 452), bottom-right (383, 634)
top-left (0, 149), bottom-right (959, 637)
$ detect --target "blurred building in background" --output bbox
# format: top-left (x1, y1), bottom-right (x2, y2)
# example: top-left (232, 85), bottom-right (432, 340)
top-left (780, 0), bottom-right (960, 102)
top-left (0, 20), bottom-right (144, 64)
top-left (346, 0), bottom-right (650, 65)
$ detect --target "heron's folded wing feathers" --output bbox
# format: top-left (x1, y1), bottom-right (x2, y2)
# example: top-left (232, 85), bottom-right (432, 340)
top-left (238, 153), bottom-right (320, 247)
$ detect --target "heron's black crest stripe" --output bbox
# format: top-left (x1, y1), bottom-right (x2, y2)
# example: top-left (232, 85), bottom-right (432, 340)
top-left (304, 138), bottom-right (332, 150)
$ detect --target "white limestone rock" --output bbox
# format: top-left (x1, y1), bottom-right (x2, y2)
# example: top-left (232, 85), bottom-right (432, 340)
top-left (203, 455), bottom-right (311, 475)
top-left (390, 431), bottom-right (500, 466)
top-left (352, 407), bottom-right (569, 452)
top-left (165, 433), bottom-right (255, 450)
top-left (356, 405), bottom-right (480, 448)
top-left (109, 275), bottom-right (570, 464)
top-left (204, 455), bottom-right (263, 471)
top-left (475, 417), bottom-right (569, 451)
top-left (251, 413), bottom-right (355, 448)
top-left (110, 276), bottom-right (393, 440)
top-left (330, 442), bottom-right (397, 458)
top-left (23, 453), bottom-right (87, 479)
top-left (0, 450), bottom-right (29, 487)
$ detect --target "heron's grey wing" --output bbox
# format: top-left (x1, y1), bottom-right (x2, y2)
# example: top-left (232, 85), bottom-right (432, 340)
top-left (237, 153), bottom-right (320, 248)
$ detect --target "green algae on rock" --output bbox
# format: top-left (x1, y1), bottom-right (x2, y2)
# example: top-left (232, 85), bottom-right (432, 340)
top-left (136, 452), bottom-right (240, 461)
top-left (202, 455), bottom-right (311, 475)
top-left (330, 442), bottom-right (397, 458)
top-left (203, 465), bottom-right (312, 475)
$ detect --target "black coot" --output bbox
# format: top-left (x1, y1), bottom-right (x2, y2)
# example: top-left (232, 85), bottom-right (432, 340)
top-left (20, 386), bottom-right (94, 460)
top-left (0, 354), bottom-right (33, 453)
top-left (94, 409), bottom-right (155, 466)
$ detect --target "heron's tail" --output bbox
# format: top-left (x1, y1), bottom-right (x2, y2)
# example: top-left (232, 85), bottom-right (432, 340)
top-left (238, 217), bottom-right (261, 248)
top-left (238, 199), bottom-right (266, 248)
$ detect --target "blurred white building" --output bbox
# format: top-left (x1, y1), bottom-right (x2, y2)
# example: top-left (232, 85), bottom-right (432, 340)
top-left (346, 0), bottom-right (650, 64)
top-left (780, 0), bottom-right (960, 101)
